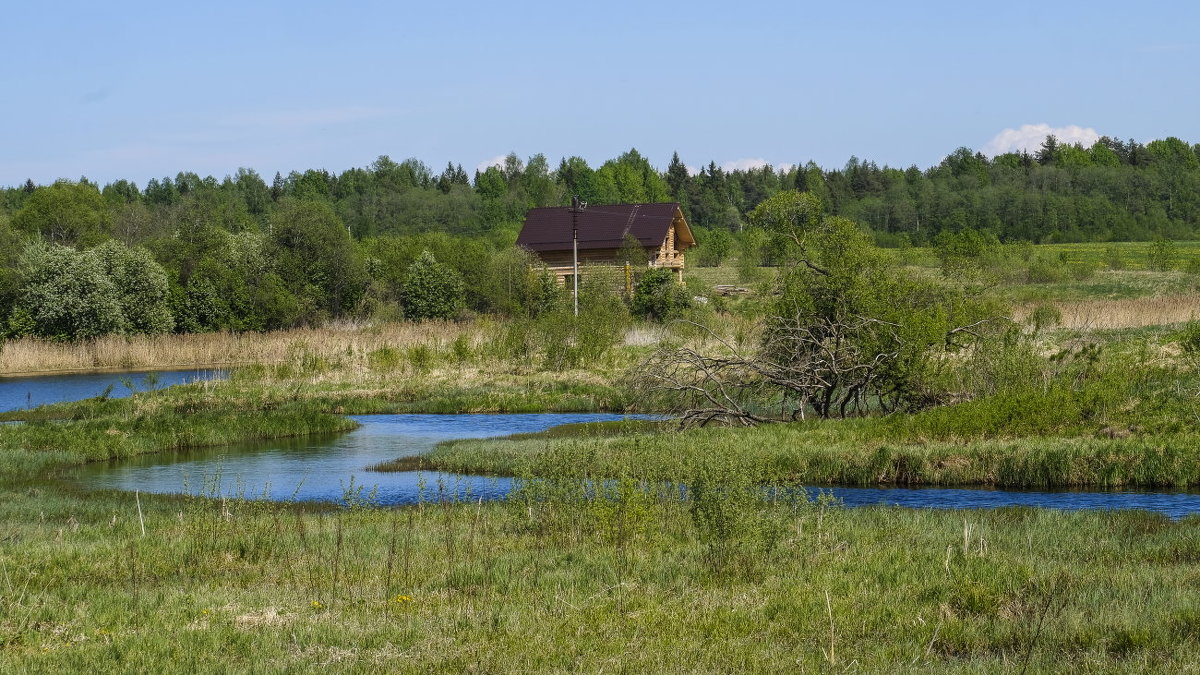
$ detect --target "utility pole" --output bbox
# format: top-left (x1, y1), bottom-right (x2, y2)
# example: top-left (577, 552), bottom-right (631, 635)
top-left (569, 195), bottom-right (586, 316)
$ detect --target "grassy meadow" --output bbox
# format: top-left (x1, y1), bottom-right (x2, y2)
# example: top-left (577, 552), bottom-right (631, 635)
top-left (6, 241), bottom-right (1200, 671)
top-left (7, 482), bottom-right (1200, 672)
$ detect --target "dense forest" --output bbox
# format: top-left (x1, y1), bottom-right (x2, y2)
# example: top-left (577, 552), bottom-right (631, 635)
top-left (0, 135), bottom-right (1197, 339)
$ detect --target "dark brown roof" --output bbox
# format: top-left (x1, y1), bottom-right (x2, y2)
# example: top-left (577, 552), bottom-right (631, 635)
top-left (517, 202), bottom-right (695, 252)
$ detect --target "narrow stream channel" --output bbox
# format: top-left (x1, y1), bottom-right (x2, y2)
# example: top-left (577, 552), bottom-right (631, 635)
top-left (74, 413), bottom-right (1200, 518)
top-left (7, 371), bottom-right (1200, 517)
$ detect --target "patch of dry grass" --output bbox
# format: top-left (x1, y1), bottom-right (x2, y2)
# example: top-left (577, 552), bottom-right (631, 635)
top-left (0, 321), bottom-right (480, 376)
top-left (1017, 294), bottom-right (1200, 330)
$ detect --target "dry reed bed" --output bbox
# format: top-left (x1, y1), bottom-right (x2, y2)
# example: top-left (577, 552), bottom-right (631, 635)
top-left (0, 321), bottom-right (482, 376)
top-left (1017, 294), bottom-right (1200, 330)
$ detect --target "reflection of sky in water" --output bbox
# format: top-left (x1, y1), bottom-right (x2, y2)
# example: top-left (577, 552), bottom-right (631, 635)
top-left (809, 486), bottom-right (1200, 519)
top-left (0, 369), bottom-right (225, 412)
top-left (78, 414), bottom-right (642, 505)
top-left (74, 413), bottom-right (1200, 517)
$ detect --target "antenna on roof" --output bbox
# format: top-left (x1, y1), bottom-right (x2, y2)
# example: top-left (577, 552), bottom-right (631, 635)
top-left (569, 196), bottom-right (587, 316)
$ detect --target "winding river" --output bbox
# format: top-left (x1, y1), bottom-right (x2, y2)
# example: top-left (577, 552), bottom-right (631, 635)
top-left (7, 371), bottom-right (1200, 517)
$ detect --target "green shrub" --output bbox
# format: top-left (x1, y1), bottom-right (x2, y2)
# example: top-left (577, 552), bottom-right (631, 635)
top-left (402, 250), bottom-right (464, 320)
top-left (92, 240), bottom-right (174, 334)
top-left (735, 229), bottom-right (769, 283)
top-left (1177, 321), bottom-right (1200, 366)
top-left (368, 346), bottom-right (403, 371)
top-left (631, 268), bottom-right (691, 321)
top-left (1067, 262), bottom-right (1097, 281)
top-left (1147, 239), bottom-right (1178, 272)
top-left (1027, 304), bottom-right (1062, 333)
top-left (687, 457), bottom-right (789, 575)
top-left (407, 344), bottom-right (434, 372)
top-left (694, 228), bottom-right (734, 267)
top-left (450, 334), bottom-right (473, 363)
top-left (1025, 256), bottom-right (1068, 283)
top-left (1104, 246), bottom-right (1125, 270)
top-left (932, 229), bottom-right (1004, 281)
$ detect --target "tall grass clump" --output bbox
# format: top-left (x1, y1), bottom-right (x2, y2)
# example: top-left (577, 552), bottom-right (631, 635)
top-left (0, 321), bottom-right (480, 376)
top-left (487, 266), bottom-right (630, 371)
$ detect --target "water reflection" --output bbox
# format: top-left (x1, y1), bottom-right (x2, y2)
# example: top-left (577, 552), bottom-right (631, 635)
top-left (78, 414), bottom-right (631, 505)
top-left (805, 485), bottom-right (1200, 518)
top-left (0, 369), bottom-right (225, 412)
top-left (76, 414), bottom-right (1200, 518)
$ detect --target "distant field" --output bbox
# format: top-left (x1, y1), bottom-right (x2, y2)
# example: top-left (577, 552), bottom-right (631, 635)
top-left (1026, 240), bottom-right (1200, 269)
top-left (686, 263), bottom-right (749, 288)
top-left (690, 242), bottom-right (1200, 286)
top-left (687, 241), bottom-right (1200, 328)
top-left (892, 241), bottom-right (1200, 272)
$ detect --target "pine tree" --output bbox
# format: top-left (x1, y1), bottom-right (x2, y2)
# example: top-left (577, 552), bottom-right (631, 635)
top-left (666, 152), bottom-right (690, 201)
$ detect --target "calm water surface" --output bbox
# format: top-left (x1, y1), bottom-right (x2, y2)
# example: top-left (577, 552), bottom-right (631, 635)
top-left (78, 414), bottom-right (622, 504)
top-left (0, 369), bottom-right (225, 412)
top-left (75, 413), bottom-right (1200, 518)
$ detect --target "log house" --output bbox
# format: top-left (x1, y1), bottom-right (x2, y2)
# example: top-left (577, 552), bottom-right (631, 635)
top-left (516, 202), bottom-right (697, 284)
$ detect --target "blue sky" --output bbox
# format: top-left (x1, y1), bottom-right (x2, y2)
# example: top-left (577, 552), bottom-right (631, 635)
top-left (2, 0), bottom-right (1197, 186)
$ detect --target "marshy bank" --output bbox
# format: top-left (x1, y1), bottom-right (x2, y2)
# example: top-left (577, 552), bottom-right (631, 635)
top-left (426, 421), bottom-right (1200, 492)
top-left (71, 412), bottom-right (1200, 518)
top-left (5, 476), bottom-right (1200, 672)
top-left (4, 333), bottom-right (1200, 670)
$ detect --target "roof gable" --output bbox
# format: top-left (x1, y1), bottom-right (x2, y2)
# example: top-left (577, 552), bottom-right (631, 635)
top-left (517, 202), bottom-right (694, 252)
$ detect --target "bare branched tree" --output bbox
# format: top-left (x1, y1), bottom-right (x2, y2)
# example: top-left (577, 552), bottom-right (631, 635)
top-left (634, 311), bottom-right (910, 426)
top-left (634, 323), bottom-right (770, 427)
top-left (634, 190), bottom-right (1007, 427)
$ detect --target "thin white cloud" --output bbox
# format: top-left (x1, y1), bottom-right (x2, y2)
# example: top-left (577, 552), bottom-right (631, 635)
top-left (718, 158), bottom-right (795, 173)
top-left (721, 157), bottom-right (770, 172)
top-left (983, 123), bottom-right (1101, 156)
top-left (475, 155), bottom-right (507, 173)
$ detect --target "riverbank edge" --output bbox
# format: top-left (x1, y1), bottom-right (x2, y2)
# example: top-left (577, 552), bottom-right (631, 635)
top-left (405, 422), bottom-right (1200, 491)
top-left (11, 371), bottom-right (1200, 493)
top-left (0, 374), bottom-right (643, 480)
top-left (0, 363), bottom-right (240, 379)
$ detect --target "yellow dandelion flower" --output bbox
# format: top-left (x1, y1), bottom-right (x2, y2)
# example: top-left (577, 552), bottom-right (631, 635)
top-left (311, 600), bottom-right (324, 610)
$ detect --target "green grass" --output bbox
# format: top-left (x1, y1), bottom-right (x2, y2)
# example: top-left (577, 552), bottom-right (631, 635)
top-left (995, 270), bottom-right (1200, 302)
top-left (0, 403), bottom-right (357, 481)
top-left (0, 360), bottom-right (637, 486)
top-left (429, 426), bottom-right (1200, 489)
top-left (5, 482), bottom-right (1200, 671)
top-left (0, 369), bottom-right (635, 424)
top-left (6, 300), bottom-right (1200, 671)
top-left (1030, 240), bottom-right (1200, 269)
top-left (897, 241), bottom-right (1200, 272)
top-left (687, 245), bottom-right (1200, 305)
top-left (422, 364), bottom-right (1200, 490)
